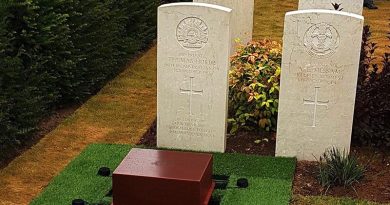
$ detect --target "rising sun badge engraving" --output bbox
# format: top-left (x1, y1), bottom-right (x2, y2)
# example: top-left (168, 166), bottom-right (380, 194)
top-left (176, 17), bottom-right (208, 51)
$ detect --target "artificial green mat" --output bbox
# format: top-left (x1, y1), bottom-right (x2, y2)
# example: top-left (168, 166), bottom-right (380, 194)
top-left (31, 144), bottom-right (296, 205)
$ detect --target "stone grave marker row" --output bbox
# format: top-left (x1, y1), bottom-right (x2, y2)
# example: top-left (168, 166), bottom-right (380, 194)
top-left (156, 2), bottom-right (365, 161)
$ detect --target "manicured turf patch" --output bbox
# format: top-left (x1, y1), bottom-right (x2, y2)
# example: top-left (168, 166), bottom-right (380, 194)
top-left (31, 144), bottom-right (295, 205)
top-left (213, 152), bottom-right (296, 205)
top-left (213, 152), bottom-right (295, 180)
top-left (221, 176), bottom-right (293, 205)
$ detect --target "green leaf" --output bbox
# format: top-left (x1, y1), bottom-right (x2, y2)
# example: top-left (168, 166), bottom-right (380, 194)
top-left (270, 87), bottom-right (275, 94)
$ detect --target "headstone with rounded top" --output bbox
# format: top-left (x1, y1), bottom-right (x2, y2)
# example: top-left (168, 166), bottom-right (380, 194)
top-left (193, 0), bottom-right (254, 53)
top-left (157, 3), bottom-right (232, 153)
top-left (276, 10), bottom-right (364, 161)
top-left (298, 0), bottom-right (364, 15)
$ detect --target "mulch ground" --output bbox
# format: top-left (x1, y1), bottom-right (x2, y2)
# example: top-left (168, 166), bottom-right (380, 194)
top-left (138, 119), bottom-right (390, 204)
top-left (138, 119), bottom-right (276, 156)
top-left (293, 148), bottom-right (390, 203)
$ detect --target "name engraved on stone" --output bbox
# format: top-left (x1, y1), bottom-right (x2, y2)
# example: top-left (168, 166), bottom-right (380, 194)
top-left (180, 77), bottom-right (204, 116)
top-left (295, 64), bottom-right (345, 85)
top-left (303, 87), bottom-right (329, 127)
top-left (165, 53), bottom-right (218, 74)
top-left (304, 23), bottom-right (340, 58)
top-left (176, 17), bottom-right (209, 51)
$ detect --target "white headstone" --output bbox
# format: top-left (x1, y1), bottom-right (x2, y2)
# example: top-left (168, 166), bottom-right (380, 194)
top-left (193, 0), bottom-right (254, 53)
top-left (298, 0), bottom-right (364, 15)
top-left (157, 3), bottom-right (232, 152)
top-left (276, 10), bottom-right (364, 161)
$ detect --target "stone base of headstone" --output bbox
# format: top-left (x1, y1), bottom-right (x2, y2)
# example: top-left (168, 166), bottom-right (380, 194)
top-left (112, 148), bottom-right (215, 205)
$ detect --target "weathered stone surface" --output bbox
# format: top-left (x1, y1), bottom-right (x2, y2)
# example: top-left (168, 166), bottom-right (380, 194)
top-left (298, 0), bottom-right (364, 15)
top-left (193, 0), bottom-right (254, 53)
top-left (276, 10), bottom-right (364, 161)
top-left (157, 3), bottom-right (232, 152)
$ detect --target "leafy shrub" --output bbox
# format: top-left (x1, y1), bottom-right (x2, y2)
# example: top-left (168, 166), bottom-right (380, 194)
top-left (228, 25), bottom-right (390, 149)
top-left (317, 147), bottom-right (365, 189)
top-left (228, 40), bottom-right (282, 133)
top-left (0, 0), bottom-right (160, 161)
top-left (352, 24), bottom-right (390, 147)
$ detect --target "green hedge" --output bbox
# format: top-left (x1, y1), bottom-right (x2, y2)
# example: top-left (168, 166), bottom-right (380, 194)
top-left (0, 0), bottom-right (161, 160)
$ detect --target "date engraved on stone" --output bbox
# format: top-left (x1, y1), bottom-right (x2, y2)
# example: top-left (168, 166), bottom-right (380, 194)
top-left (176, 17), bottom-right (208, 51)
top-left (304, 23), bottom-right (339, 58)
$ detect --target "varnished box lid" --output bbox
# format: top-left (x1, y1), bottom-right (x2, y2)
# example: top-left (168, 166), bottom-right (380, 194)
top-left (113, 148), bottom-right (212, 181)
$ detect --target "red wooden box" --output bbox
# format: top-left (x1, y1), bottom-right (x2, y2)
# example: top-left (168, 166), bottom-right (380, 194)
top-left (112, 148), bottom-right (215, 205)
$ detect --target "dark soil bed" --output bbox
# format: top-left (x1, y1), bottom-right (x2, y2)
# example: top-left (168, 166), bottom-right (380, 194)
top-left (138, 118), bottom-right (390, 203)
top-left (0, 105), bottom-right (79, 169)
top-left (293, 148), bottom-right (390, 203)
top-left (138, 119), bottom-right (276, 156)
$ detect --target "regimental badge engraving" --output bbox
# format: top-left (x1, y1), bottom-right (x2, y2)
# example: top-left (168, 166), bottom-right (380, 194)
top-left (304, 23), bottom-right (340, 58)
top-left (176, 17), bottom-right (208, 51)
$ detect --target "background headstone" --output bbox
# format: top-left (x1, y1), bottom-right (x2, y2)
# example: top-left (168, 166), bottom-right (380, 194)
top-left (276, 10), bottom-right (364, 161)
top-left (157, 3), bottom-right (232, 152)
top-left (193, 0), bottom-right (254, 53)
top-left (298, 0), bottom-right (364, 15)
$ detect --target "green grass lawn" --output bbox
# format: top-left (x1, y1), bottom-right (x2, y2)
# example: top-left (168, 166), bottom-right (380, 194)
top-left (30, 144), bottom-right (296, 205)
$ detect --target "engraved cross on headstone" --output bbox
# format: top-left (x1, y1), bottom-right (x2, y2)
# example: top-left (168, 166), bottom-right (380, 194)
top-left (180, 77), bottom-right (203, 115)
top-left (303, 86), bottom-right (329, 127)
